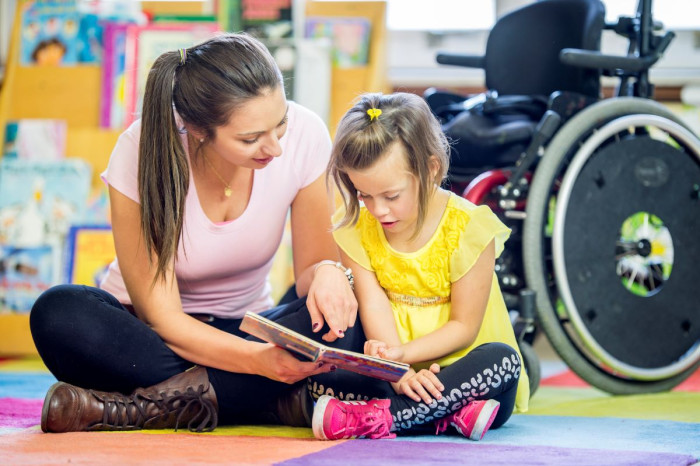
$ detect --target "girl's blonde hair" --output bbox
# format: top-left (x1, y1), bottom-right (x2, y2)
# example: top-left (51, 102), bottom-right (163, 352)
top-left (329, 92), bottom-right (450, 236)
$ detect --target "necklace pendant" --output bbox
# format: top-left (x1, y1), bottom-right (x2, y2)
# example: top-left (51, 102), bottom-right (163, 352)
top-left (224, 187), bottom-right (232, 197)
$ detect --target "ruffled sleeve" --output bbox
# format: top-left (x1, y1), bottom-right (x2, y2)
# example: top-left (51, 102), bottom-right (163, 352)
top-left (331, 205), bottom-right (373, 271)
top-left (450, 197), bottom-right (511, 283)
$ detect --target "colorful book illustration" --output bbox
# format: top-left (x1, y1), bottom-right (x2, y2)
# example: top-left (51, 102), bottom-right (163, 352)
top-left (20, 0), bottom-right (81, 65)
top-left (19, 0), bottom-right (104, 66)
top-left (0, 159), bottom-right (92, 246)
top-left (240, 0), bottom-right (293, 40)
top-left (0, 243), bottom-right (59, 313)
top-left (3, 119), bottom-right (67, 160)
top-left (100, 22), bottom-right (130, 129)
top-left (123, 23), bottom-right (220, 127)
top-left (305, 17), bottom-right (371, 68)
top-left (64, 225), bottom-right (115, 287)
top-left (0, 159), bottom-right (92, 312)
top-left (240, 312), bottom-right (410, 382)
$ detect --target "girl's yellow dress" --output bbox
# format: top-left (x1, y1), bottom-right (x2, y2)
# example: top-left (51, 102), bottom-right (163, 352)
top-left (333, 193), bottom-right (529, 413)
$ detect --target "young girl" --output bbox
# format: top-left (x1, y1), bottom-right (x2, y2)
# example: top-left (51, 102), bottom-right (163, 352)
top-left (311, 92), bottom-right (530, 441)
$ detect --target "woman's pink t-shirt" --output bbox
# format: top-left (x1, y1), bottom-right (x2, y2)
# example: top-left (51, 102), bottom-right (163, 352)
top-left (100, 102), bottom-right (331, 318)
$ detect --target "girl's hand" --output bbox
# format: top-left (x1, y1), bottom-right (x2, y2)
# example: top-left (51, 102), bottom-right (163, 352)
top-left (392, 363), bottom-right (443, 404)
top-left (306, 263), bottom-right (357, 342)
top-left (364, 340), bottom-right (405, 362)
top-left (256, 343), bottom-right (332, 384)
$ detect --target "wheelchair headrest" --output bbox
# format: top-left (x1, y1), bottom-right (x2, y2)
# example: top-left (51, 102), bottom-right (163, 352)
top-left (484, 0), bottom-right (605, 98)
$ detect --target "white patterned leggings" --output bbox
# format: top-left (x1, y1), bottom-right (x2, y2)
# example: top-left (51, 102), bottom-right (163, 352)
top-left (308, 342), bottom-right (522, 433)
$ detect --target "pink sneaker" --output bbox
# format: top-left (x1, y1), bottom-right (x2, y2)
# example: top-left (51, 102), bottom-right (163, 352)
top-left (312, 395), bottom-right (396, 440)
top-left (435, 399), bottom-right (500, 440)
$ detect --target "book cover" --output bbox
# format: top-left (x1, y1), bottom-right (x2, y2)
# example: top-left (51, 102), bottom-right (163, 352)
top-left (0, 159), bottom-right (92, 312)
top-left (0, 159), bottom-right (92, 247)
top-left (100, 22), bottom-right (130, 129)
top-left (305, 17), bottom-right (371, 68)
top-left (20, 0), bottom-right (80, 66)
top-left (3, 119), bottom-right (67, 160)
top-left (240, 0), bottom-right (293, 40)
top-left (0, 244), bottom-right (60, 313)
top-left (240, 312), bottom-right (410, 382)
top-left (123, 23), bottom-right (220, 127)
top-left (20, 0), bottom-right (107, 67)
top-left (64, 225), bottom-right (115, 287)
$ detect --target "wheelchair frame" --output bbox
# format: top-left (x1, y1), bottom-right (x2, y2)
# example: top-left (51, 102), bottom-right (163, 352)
top-left (435, 0), bottom-right (700, 395)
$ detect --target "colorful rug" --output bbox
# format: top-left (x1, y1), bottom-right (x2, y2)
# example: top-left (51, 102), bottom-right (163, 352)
top-left (1, 355), bottom-right (698, 465)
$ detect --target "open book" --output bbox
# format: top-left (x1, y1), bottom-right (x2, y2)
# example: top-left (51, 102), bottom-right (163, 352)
top-left (240, 312), bottom-right (410, 383)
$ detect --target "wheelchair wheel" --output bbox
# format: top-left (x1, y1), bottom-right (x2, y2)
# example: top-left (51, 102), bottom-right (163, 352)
top-left (519, 341), bottom-right (541, 397)
top-left (523, 97), bottom-right (700, 394)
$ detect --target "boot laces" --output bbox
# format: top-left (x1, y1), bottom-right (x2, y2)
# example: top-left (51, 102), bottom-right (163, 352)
top-left (95, 384), bottom-right (218, 432)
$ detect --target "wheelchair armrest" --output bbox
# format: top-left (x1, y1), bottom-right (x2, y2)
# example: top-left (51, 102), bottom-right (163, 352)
top-left (436, 52), bottom-right (485, 69)
top-left (559, 45), bottom-right (675, 75)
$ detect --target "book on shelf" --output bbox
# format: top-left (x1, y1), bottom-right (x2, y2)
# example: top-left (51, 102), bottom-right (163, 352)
top-left (0, 243), bottom-right (60, 313)
top-left (3, 119), bottom-right (67, 160)
top-left (305, 16), bottom-right (371, 68)
top-left (64, 225), bottom-right (115, 287)
top-left (100, 22), bottom-right (130, 130)
top-left (240, 312), bottom-right (410, 382)
top-left (0, 159), bottom-right (92, 312)
top-left (19, 0), bottom-right (104, 66)
top-left (218, 0), bottom-right (293, 40)
top-left (123, 23), bottom-right (220, 127)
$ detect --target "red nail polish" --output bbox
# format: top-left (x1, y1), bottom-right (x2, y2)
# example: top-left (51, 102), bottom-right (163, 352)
top-left (312, 323), bottom-right (320, 330)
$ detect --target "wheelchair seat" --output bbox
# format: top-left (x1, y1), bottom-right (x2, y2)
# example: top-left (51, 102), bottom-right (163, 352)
top-left (426, 0), bottom-right (606, 179)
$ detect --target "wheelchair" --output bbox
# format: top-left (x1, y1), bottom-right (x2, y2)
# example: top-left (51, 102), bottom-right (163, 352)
top-left (425, 0), bottom-right (700, 395)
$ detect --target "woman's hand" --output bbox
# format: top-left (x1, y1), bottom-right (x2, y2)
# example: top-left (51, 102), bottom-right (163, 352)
top-left (255, 343), bottom-right (333, 384)
top-left (306, 263), bottom-right (358, 342)
top-left (364, 339), bottom-right (405, 362)
top-left (391, 364), bottom-right (444, 404)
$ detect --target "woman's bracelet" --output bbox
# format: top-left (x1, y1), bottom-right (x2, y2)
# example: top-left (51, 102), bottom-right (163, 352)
top-left (314, 260), bottom-right (355, 290)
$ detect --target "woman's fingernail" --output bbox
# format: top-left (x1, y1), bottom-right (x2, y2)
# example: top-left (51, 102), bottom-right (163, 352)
top-left (317, 362), bottom-right (325, 368)
top-left (312, 323), bottom-right (320, 330)
top-left (330, 365), bottom-right (337, 371)
top-left (338, 330), bottom-right (344, 336)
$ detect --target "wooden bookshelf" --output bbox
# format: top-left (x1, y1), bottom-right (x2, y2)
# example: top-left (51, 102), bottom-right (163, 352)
top-left (0, 1), bottom-right (134, 355)
top-left (305, 1), bottom-right (389, 135)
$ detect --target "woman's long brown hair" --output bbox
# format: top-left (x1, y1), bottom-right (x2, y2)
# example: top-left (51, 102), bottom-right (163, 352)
top-left (137, 33), bottom-right (282, 285)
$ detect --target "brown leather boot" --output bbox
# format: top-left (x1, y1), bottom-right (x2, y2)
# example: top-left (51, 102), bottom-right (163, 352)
top-left (271, 382), bottom-right (314, 427)
top-left (41, 366), bottom-right (218, 433)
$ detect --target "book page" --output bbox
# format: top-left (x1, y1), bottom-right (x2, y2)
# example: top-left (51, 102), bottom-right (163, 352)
top-left (240, 312), bottom-right (410, 382)
top-left (240, 312), bottom-right (321, 361)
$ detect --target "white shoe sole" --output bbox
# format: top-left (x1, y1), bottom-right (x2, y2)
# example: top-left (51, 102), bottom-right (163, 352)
top-left (468, 399), bottom-right (500, 441)
top-left (312, 395), bottom-right (334, 440)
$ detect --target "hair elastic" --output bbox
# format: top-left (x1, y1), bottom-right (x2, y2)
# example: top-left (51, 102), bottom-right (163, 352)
top-left (178, 48), bottom-right (188, 65)
top-left (367, 108), bottom-right (382, 121)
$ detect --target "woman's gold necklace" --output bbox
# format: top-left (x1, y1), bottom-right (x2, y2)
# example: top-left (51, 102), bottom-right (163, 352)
top-left (202, 152), bottom-right (232, 198)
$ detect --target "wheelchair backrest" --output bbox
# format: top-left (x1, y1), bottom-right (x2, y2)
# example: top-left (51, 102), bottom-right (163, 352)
top-left (484, 0), bottom-right (605, 98)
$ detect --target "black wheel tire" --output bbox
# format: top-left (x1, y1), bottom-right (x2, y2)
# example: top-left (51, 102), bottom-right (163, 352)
top-left (520, 341), bottom-right (541, 397)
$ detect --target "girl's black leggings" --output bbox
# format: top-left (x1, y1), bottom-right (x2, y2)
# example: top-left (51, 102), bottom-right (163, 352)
top-left (30, 284), bottom-right (520, 429)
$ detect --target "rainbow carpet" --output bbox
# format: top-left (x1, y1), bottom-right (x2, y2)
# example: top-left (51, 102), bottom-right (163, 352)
top-left (1, 355), bottom-right (698, 465)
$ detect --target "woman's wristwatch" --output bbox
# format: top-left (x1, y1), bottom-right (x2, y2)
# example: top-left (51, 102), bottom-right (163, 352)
top-left (314, 260), bottom-right (355, 290)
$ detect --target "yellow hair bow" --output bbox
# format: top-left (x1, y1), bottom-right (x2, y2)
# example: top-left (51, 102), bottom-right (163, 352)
top-left (367, 108), bottom-right (382, 121)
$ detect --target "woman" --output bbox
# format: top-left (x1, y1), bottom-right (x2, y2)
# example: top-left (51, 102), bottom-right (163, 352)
top-left (30, 33), bottom-right (358, 433)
